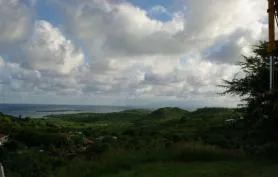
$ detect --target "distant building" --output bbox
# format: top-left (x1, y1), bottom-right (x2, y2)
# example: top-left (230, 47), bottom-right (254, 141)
top-left (0, 133), bottom-right (8, 146)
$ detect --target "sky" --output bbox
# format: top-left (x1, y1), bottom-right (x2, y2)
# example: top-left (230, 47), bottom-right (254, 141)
top-left (0, 0), bottom-right (268, 108)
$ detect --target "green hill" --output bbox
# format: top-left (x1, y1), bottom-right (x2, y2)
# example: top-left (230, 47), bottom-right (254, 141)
top-left (46, 109), bottom-right (151, 123)
top-left (135, 107), bottom-right (189, 125)
top-left (149, 107), bottom-right (189, 119)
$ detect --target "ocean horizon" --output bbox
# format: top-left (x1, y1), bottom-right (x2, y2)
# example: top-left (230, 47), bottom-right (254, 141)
top-left (0, 103), bottom-right (133, 118)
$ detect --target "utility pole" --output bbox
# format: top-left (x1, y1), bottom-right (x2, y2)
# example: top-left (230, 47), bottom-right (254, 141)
top-left (267, 0), bottom-right (278, 114)
top-left (268, 0), bottom-right (276, 92)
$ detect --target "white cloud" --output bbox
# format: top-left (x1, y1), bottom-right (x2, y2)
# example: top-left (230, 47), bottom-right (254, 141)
top-left (25, 20), bottom-right (84, 74)
top-left (182, 0), bottom-right (265, 38)
top-left (149, 5), bottom-right (168, 14)
top-left (0, 0), bottom-right (268, 107)
top-left (0, 56), bottom-right (4, 67)
top-left (0, 0), bottom-right (31, 43)
top-left (61, 0), bottom-right (185, 59)
top-left (179, 0), bottom-right (267, 61)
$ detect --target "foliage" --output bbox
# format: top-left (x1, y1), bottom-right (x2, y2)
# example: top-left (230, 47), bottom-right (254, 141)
top-left (220, 42), bottom-right (277, 123)
top-left (220, 41), bottom-right (278, 154)
top-left (0, 105), bottom-right (277, 177)
top-left (220, 42), bottom-right (270, 100)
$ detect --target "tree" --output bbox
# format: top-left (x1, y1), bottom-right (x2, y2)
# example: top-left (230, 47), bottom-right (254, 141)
top-left (220, 41), bottom-right (278, 127)
top-left (220, 42), bottom-right (278, 155)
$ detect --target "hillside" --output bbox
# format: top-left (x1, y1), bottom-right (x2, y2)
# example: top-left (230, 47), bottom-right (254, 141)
top-left (0, 108), bottom-right (277, 177)
top-left (145, 107), bottom-right (189, 120)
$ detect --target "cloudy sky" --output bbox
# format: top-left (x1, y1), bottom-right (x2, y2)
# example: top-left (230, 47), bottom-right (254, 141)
top-left (0, 0), bottom-right (268, 108)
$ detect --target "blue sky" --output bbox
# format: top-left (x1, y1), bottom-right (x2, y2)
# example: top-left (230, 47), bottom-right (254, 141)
top-left (36, 1), bottom-right (63, 26)
top-left (128, 0), bottom-right (172, 9)
top-left (36, 0), bottom-right (175, 26)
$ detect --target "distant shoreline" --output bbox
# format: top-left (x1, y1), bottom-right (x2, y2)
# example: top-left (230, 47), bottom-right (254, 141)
top-left (36, 110), bottom-right (83, 113)
top-left (0, 104), bottom-right (132, 118)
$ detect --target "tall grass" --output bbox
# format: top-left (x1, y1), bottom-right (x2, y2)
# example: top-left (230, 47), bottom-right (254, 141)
top-left (55, 141), bottom-right (244, 177)
top-left (170, 142), bottom-right (244, 162)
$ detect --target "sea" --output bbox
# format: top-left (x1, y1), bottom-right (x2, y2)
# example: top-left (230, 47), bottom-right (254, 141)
top-left (0, 104), bottom-right (131, 118)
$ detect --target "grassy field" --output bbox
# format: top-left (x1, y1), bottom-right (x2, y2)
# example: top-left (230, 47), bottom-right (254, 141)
top-left (101, 161), bottom-right (278, 177)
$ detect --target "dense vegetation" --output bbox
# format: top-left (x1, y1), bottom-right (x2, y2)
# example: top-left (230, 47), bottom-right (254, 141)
top-left (0, 106), bottom-right (277, 177)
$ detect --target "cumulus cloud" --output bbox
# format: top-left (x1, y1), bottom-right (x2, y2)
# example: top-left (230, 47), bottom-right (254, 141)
top-left (0, 0), bottom-right (269, 107)
top-left (0, 59), bottom-right (39, 92)
top-left (0, 56), bottom-right (82, 98)
top-left (182, 0), bottom-right (265, 38)
top-left (25, 20), bottom-right (84, 74)
top-left (61, 0), bottom-right (185, 59)
top-left (179, 0), bottom-right (267, 62)
top-left (0, 0), bottom-right (31, 43)
top-left (0, 56), bottom-right (4, 67)
top-left (59, 0), bottom-right (267, 64)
